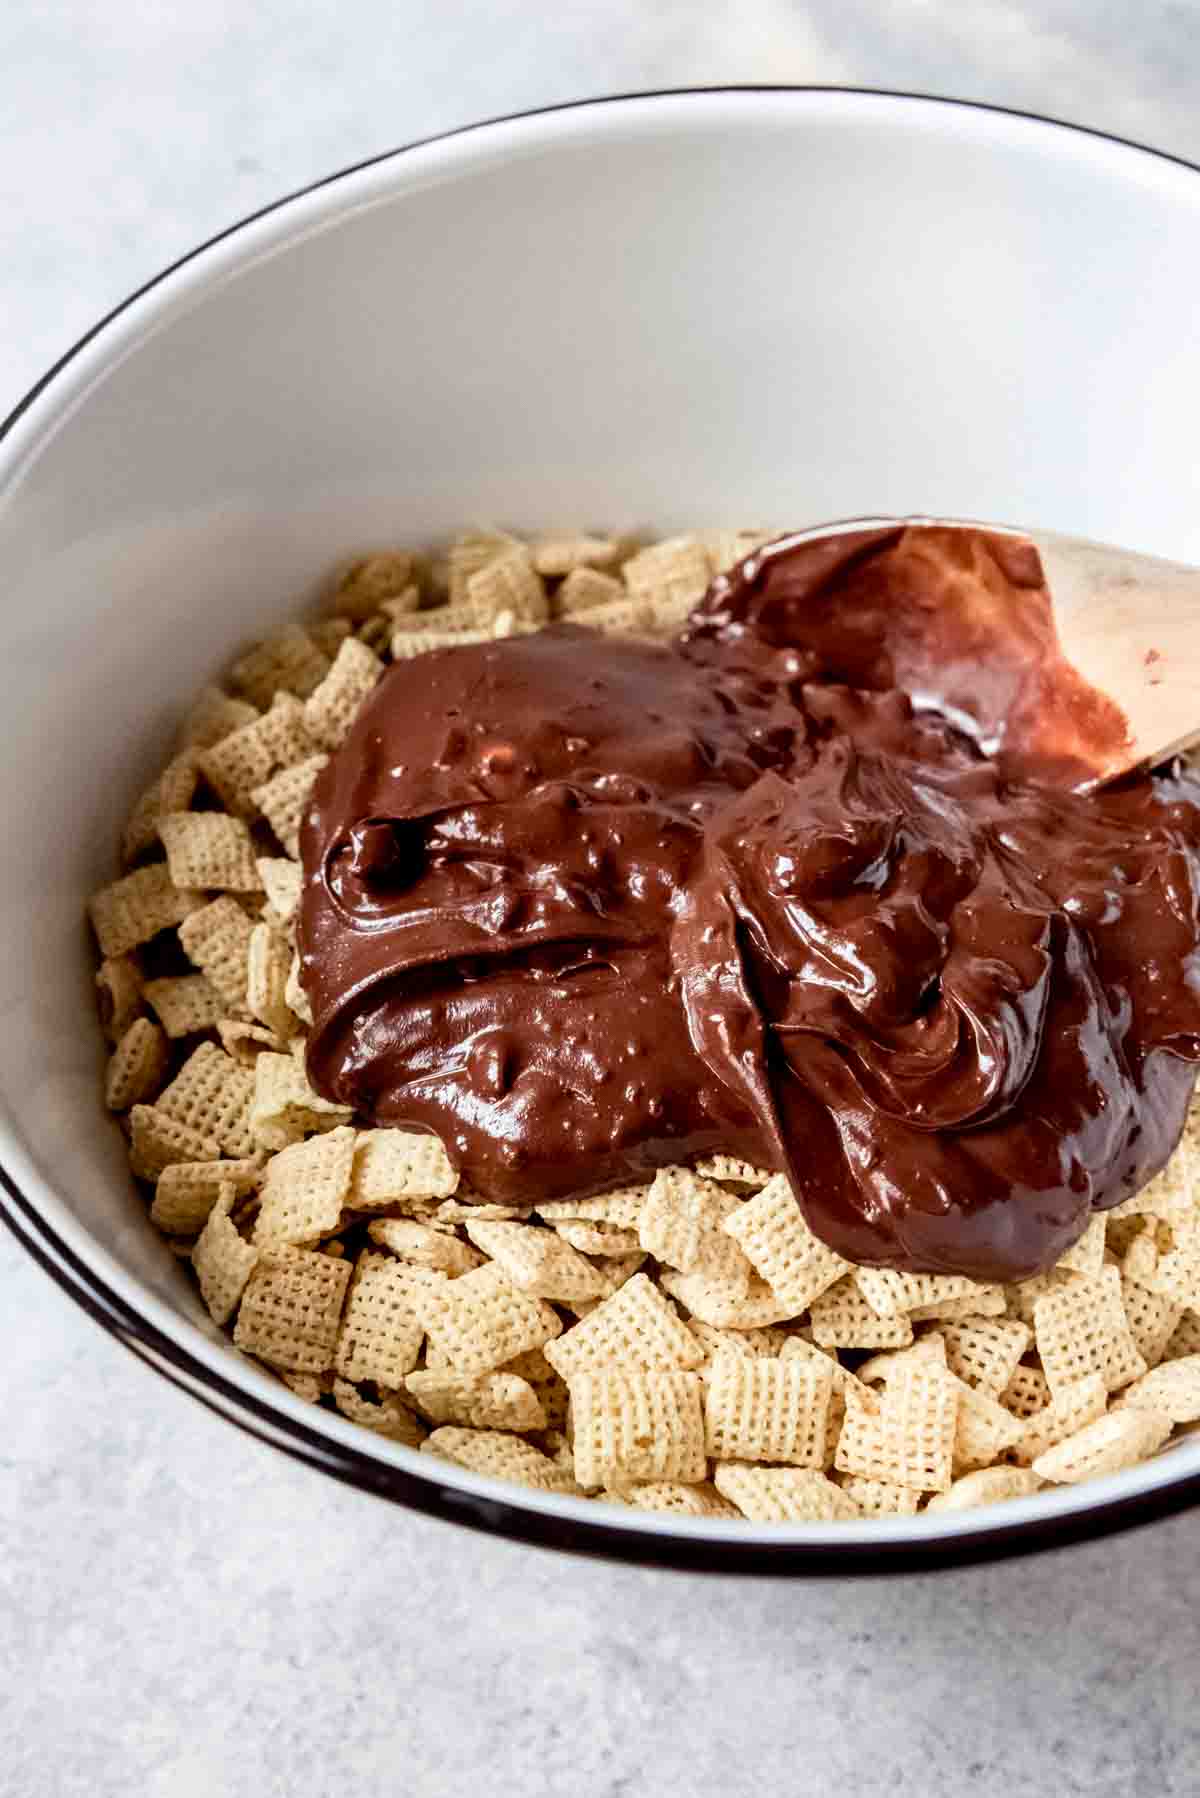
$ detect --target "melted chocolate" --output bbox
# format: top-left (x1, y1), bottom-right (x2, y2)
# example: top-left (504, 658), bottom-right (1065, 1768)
top-left (299, 527), bottom-right (1200, 1280)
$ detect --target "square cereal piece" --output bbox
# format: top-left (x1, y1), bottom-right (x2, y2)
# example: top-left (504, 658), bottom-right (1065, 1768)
top-left (570, 1368), bottom-right (706, 1488)
top-left (612, 1482), bottom-right (740, 1519)
top-left (810, 1277), bottom-right (915, 1350)
top-left (1120, 1275), bottom-right (1182, 1367)
top-left (853, 1268), bottom-right (979, 1318)
top-left (332, 550), bottom-right (419, 619)
top-left (999, 1363), bottom-right (1052, 1419)
top-left (404, 1368), bottom-right (546, 1432)
top-left (105, 1018), bottom-right (169, 1111)
top-left (157, 1043), bottom-right (255, 1157)
top-left (1012, 1373), bottom-right (1108, 1465)
top-left (89, 862), bottom-right (202, 958)
top-left (907, 1285), bottom-right (1006, 1322)
top-left (1033, 1407), bottom-right (1173, 1484)
top-left (835, 1365), bottom-right (959, 1493)
top-left (129, 1105), bottom-right (220, 1180)
top-left (413, 1261), bottom-right (562, 1376)
top-left (926, 1468), bottom-right (1042, 1513)
top-left (250, 1052), bottom-right (353, 1151)
top-left (231, 625), bottom-right (330, 708)
top-left (464, 544), bottom-right (548, 624)
top-left (939, 1318), bottom-right (1031, 1394)
top-left (552, 1220), bottom-right (642, 1257)
top-left (621, 534), bottom-right (711, 612)
top-left (531, 534), bottom-right (618, 577)
top-left (420, 1426), bottom-right (568, 1491)
top-left (198, 693), bottom-right (313, 817)
top-left (178, 896), bottom-right (255, 1010)
top-left (463, 1219), bottom-right (606, 1303)
top-left (180, 685), bottom-right (259, 751)
top-left (254, 1126), bottom-right (357, 1250)
top-left (143, 974), bottom-right (225, 1039)
top-left (1055, 1213), bottom-right (1107, 1279)
top-left (1034, 1264), bottom-right (1147, 1393)
top-left (256, 857), bottom-right (303, 925)
top-left (555, 567), bottom-right (624, 613)
top-left (1119, 1354), bottom-right (1200, 1422)
top-left (704, 1348), bottom-right (833, 1467)
top-left (367, 1218), bottom-right (485, 1276)
top-left (838, 1476), bottom-right (921, 1517)
top-left (544, 1271), bottom-right (701, 1381)
top-left (639, 1166), bottom-right (752, 1290)
top-left (250, 755), bottom-right (327, 858)
top-left (713, 1465), bottom-right (861, 1523)
top-left (246, 922), bottom-right (295, 1039)
top-left (446, 530), bottom-right (521, 605)
top-left (233, 1246), bottom-right (350, 1372)
top-left (722, 1174), bottom-right (848, 1313)
top-left (659, 1267), bottom-right (793, 1330)
top-left (95, 953), bottom-right (145, 1043)
top-left (333, 1251), bottom-right (433, 1385)
top-left (302, 637), bottom-right (383, 751)
top-left (692, 1155), bottom-right (772, 1189)
top-left (535, 1186), bottom-right (651, 1229)
top-left (331, 1377), bottom-right (426, 1447)
top-left (158, 812), bottom-right (263, 893)
top-left (347, 1128), bottom-right (459, 1207)
top-left (150, 1156), bottom-right (263, 1236)
top-left (191, 1187), bottom-right (258, 1324)
top-left (1144, 1215), bottom-right (1200, 1312)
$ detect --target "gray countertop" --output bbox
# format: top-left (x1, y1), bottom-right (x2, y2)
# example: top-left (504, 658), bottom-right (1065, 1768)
top-left (4, 6), bottom-right (1200, 1793)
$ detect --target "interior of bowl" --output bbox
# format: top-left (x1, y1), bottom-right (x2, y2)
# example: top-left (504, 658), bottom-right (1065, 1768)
top-left (3, 88), bottom-right (1200, 1564)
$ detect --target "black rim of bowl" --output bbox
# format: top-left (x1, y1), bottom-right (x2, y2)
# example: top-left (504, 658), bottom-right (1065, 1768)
top-left (4, 85), bottom-right (1200, 1573)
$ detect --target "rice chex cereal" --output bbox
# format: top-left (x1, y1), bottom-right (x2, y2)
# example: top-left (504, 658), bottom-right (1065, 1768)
top-left (89, 526), bottom-right (1200, 1521)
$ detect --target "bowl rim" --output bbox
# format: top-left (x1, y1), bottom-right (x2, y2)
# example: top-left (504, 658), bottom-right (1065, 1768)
top-left (4, 84), bottom-right (1200, 1573)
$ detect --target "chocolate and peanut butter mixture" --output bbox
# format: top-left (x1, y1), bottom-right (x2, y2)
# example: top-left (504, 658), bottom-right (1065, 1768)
top-left (300, 528), bottom-right (1200, 1282)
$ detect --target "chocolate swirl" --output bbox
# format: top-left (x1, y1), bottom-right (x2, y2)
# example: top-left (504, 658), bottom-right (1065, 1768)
top-left (299, 527), bottom-right (1200, 1279)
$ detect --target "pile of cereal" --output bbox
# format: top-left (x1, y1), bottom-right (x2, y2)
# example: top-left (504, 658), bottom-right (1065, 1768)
top-left (88, 529), bottom-right (1200, 1521)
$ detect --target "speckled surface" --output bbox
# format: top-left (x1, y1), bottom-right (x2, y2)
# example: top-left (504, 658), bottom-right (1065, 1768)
top-left (4, 7), bottom-right (1200, 1794)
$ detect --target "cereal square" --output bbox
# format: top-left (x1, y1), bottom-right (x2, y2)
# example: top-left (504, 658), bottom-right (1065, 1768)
top-left (703, 1348), bottom-right (833, 1467)
top-left (570, 1368), bottom-right (706, 1488)
top-left (722, 1174), bottom-right (848, 1313)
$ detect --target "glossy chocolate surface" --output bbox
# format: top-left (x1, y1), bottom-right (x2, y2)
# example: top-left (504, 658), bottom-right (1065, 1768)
top-left (300, 528), bottom-right (1200, 1278)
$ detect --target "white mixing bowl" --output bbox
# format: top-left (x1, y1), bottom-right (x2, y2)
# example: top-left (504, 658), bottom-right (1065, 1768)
top-left (4, 89), bottom-right (1200, 1569)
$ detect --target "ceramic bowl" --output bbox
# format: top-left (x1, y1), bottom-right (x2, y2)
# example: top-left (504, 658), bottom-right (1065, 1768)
top-left (4, 88), bottom-right (1200, 1570)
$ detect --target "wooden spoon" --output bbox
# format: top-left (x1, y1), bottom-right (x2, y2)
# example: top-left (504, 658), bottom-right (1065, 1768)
top-left (770, 516), bottom-right (1200, 791)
